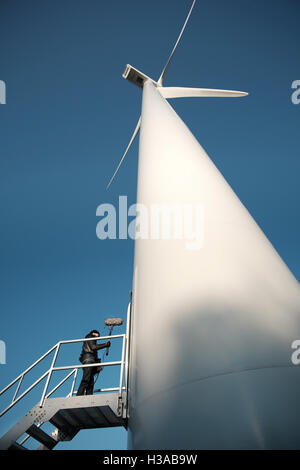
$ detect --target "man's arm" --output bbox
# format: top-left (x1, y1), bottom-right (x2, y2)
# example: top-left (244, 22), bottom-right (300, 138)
top-left (89, 340), bottom-right (111, 351)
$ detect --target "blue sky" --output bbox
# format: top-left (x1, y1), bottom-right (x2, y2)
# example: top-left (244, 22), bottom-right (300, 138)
top-left (0, 0), bottom-right (299, 450)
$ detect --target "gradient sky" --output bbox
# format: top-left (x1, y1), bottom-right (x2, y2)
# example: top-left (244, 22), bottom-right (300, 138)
top-left (0, 0), bottom-right (299, 450)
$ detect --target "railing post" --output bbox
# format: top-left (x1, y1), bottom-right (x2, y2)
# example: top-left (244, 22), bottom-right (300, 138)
top-left (124, 301), bottom-right (131, 396)
top-left (119, 334), bottom-right (126, 397)
top-left (11, 375), bottom-right (24, 404)
top-left (69, 368), bottom-right (78, 396)
top-left (39, 343), bottom-right (60, 408)
top-left (124, 300), bottom-right (132, 417)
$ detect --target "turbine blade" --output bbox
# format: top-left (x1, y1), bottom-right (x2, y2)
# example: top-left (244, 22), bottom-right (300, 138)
top-left (106, 117), bottom-right (141, 189)
top-left (157, 0), bottom-right (197, 86)
top-left (158, 87), bottom-right (248, 99)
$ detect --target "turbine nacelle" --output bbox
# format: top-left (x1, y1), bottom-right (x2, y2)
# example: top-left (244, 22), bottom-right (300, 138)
top-left (122, 64), bottom-right (157, 89)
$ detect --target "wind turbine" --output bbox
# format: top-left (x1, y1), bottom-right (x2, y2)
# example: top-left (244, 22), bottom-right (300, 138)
top-left (106, 0), bottom-right (300, 450)
top-left (106, 0), bottom-right (247, 190)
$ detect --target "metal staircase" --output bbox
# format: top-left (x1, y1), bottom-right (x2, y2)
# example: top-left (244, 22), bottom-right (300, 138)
top-left (0, 304), bottom-right (131, 450)
top-left (1, 392), bottom-right (127, 450)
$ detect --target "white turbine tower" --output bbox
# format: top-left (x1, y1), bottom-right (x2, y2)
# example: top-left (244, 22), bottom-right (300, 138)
top-left (108, 1), bottom-right (300, 449)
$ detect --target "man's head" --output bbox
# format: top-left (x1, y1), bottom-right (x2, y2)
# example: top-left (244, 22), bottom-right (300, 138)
top-left (90, 329), bottom-right (100, 337)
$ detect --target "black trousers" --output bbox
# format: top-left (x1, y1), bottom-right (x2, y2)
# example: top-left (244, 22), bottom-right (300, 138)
top-left (77, 361), bottom-right (98, 396)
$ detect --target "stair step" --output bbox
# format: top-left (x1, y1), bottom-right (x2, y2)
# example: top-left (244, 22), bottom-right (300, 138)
top-left (49, 413), bottom-right (78, 437)
top-left (26, 424), bottom-right (57, 450)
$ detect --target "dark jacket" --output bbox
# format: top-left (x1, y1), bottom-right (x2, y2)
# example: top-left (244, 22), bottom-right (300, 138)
top-left (80, 332), bottom-right (109, 363)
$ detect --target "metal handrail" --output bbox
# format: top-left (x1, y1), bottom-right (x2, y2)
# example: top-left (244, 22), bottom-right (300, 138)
top-left (0, 333), bottom-right (127, 418)
top-left (0, 343), bottom-right (59, 398)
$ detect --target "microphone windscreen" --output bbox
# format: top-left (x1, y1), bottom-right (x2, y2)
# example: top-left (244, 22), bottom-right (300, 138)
top-left (104, 317), bottom-right (123, 326)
